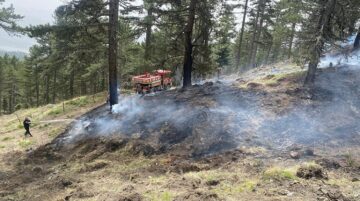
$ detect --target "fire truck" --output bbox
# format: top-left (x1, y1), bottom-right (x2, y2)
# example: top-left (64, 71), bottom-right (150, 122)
top-left (132, 70), bottom-right (172, 94)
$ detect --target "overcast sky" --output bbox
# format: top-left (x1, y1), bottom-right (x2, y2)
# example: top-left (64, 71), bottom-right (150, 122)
top-left (0, 0), bottom-right (64, 52)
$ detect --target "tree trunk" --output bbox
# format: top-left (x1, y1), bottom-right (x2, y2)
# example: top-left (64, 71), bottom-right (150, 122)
top-left (250, 0), bottom-right (266, 68)
top-left (35, 70), bottom-right (39, 107)
top-left (354, 26), bottom-right (360, 49)
top-left (288, 22), bottom-right (296, 59)
top-left (0, 72), bottom-right (2, 115)
top-left (101, 67), bottom-right (106, 91)
top-left (8, 95), bottom-right (12, 113)
top-left (52, 69), bottom-right (57, 104)
top-left (69, 67), bottom-right (74, 98)
top-left (0, 88), bottom-right (2, 115)
top-left (108, 0), bottom-right (119, 106)
top-left (304, 62), bottom-right (318, 85)
top-left (304, 0), bottom-right (336, 87)
top-left (251, 14), bottom-right (264, 68)
top-left (264, 42), bottom-right (273, 65)
top-left (235, 0), bottom-right (249, 70)
top-left (144, 4), bottom-right (154, 63)
top-left (45, 74), bottom-right (50, 104)
top-left (182, 0), bottom-right (197, 88)
top-left (80, 79), bottom-right (87, 95)
top-left (9, 83), bottom-right (15, 113)
top-left (248, 0), bottom-right (262, 68)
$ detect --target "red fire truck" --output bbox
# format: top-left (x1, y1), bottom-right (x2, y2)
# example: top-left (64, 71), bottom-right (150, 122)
top-left (132, 70), bottom-right (172, 94)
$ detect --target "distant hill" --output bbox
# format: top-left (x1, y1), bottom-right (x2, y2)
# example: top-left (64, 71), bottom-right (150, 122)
top-left (0, 49), bottom-right (27, 59)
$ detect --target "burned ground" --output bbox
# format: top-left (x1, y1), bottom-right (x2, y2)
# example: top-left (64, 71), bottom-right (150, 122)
top-left (1, 65), bottom-right (360, 201)
top-left (50, 65), bottom-right (360, 158)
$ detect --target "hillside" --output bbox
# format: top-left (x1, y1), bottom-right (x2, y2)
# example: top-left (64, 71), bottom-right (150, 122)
top-left (0, 93), bottom-right (107, 170)
top-left (0, 49), bottom-right (27, 59)
top-left (0, 63), bottom-right (359, 201)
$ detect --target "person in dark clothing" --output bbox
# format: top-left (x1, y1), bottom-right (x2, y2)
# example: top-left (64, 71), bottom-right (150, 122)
top-left (23, 117), bottom-right (32, 137)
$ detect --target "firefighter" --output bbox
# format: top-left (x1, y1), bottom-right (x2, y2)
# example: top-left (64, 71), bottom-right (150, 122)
top-left (23, 117), bottom-right (33, 137)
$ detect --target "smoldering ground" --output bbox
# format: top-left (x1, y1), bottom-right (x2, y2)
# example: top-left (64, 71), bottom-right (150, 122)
top-left (53, 61), bottom-right (360, 157)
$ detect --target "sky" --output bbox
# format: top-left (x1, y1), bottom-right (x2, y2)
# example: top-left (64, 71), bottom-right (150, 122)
top-left (0, 0), bottom-right (64, 52)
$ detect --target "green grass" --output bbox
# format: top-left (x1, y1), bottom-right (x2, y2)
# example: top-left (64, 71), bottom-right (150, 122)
top-left (47, 106), bottom-right (63, 116)
top-left (0, 145), bottom-right (5, 149)
top-left (66, 96), bottom-right (91, 107)
top-left (18, 139), bottom-right (34, 148)
top-left (213, 179), bottom-right (258, 197)
top-left (263, 167), bottom-right (297, 181)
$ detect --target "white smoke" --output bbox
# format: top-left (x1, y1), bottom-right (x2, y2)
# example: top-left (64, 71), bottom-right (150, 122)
top-left (319, 35), bottom-right (360, 68)
top-left (112, 95), bottom-right (145, 116)
top-left (59, 35), bottom-right (360, 155)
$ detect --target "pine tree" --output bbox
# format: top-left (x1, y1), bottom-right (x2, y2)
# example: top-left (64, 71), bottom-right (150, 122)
top-left (235, 0), bottom-right (249, 70)
top-left (182, 0), bottom-right (197, 88)
top-left (301, 0), bottom-right (358, 86)
top-left (0, 0), bottom-right (22, 33)
top-left (214, 4), bottom-right (236, 71)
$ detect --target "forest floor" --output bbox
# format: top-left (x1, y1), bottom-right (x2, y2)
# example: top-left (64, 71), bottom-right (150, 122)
top-left (1, 63), bottom-right (360, 201)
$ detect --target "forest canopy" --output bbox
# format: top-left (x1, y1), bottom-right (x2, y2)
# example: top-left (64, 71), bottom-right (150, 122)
top-left (0, 0), bottom-right (359, 114)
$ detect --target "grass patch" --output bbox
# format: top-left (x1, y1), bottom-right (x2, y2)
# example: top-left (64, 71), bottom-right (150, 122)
top-left (2, 136), bottom-right (15, 142)
top-left (185, 170), bottom-right (227, 182)
top-left (148, 175), bottom-right (168, 185)
top-left (242, 71), bottom-right (306, 88)
top-left (302, 161), bottom-right (321, 168)
top-left (144, 191), bottom-right (174, 201)
top-left (104, 157), bottom-right (154, 174)
top-left (48, 127), bottom-right (62, 138)
top-left (38, 123), bottom-right (50, 129)
top-left (18, 139), bottom-right (34, 148)
top-left (47, 107), bottom-right (63, 116)
top-left (213, 179), bottom-right (258, 197)
top-left (326, 178), bottom-right (351, 187)
top-left (66, 96), bottom-right (90, 107)
top-left (121, 157), bottom-right (153, 171)
top-left (0, 145), bottom-right (5, 149)
top-left (263, 166), bottom-right (297, 181)
top-left (344, 153), bottom-right (358, 168)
